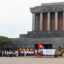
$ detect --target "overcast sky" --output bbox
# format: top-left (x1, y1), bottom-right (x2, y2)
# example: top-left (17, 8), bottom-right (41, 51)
top-left (0, 0), bottom-right (64, 38)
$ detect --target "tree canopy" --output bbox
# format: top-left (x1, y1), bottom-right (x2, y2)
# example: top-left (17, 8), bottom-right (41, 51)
top-left (0, 36), bottom-right (13, 45)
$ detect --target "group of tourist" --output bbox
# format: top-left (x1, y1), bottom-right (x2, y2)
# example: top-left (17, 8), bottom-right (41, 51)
top-left (0, 48), bottom-right (63, 57)
top-left (0, 49), bottom-right (35, 57)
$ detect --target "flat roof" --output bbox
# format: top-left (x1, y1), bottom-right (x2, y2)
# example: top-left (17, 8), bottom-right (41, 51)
top-left (30, 2), bottom-right (64, 13)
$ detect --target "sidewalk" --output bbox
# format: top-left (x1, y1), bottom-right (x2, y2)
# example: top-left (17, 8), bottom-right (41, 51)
top-left (0, 57), bottom-right (64, 64)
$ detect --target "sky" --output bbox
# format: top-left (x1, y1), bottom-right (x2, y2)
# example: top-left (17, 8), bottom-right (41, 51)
top-left (0, 0), bottom-right (64, 38)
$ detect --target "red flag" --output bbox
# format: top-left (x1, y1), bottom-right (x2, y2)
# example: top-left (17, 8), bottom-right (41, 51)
top-left (38, 43), bottom-right (45, 49)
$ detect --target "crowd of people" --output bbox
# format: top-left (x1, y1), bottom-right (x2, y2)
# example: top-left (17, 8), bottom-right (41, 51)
top-left (0, 48), bottom-right (62, 57)
top-left (0, 48), bottom-right (36, 57)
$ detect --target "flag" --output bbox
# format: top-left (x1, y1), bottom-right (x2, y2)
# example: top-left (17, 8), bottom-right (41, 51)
top-left (38, 43), bottom-right (45, 49)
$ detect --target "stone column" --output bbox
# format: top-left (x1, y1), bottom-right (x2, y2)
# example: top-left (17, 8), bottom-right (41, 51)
top-left (47, 12), bottom-right (50, 31)
top-left (40, 13), bottom-right (43, 31)
top-left (32, 13), bottom-right (35, 31)
top-left (63, 11), bottom-right (64, 30)
top-left (55, 12), bottom-right (58, 30)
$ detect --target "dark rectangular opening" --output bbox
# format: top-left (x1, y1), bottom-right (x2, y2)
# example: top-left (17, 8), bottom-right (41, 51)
top-left (35, 44), bottom-right (52, 49)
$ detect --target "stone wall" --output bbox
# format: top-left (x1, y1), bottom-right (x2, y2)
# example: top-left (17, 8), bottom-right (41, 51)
top-left (11, 31), bottom-right (64, 49)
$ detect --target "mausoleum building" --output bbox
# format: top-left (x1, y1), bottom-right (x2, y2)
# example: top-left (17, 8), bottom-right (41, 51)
top-left (11, 2), bottom-right (64, 49)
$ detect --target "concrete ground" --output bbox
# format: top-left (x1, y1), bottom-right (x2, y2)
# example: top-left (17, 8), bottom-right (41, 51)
top-left (0, 56), bottom-right (64, 64)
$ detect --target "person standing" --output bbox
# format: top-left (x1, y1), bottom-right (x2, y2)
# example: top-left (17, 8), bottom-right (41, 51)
top-left (14, 50), bottom-right (18, 57)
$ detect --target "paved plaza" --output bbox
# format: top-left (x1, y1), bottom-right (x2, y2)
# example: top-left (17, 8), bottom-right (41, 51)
top-left (0, 57), bottom-right (64, 64)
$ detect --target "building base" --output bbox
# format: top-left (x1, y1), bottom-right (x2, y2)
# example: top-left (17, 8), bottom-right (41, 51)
top-left (11, 31), bottom-right (64, 49)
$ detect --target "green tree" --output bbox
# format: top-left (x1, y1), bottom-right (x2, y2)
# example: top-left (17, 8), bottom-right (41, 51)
top-left (0, 36), bottom-right (13, 49)
top-left (58, 46), bottom-right (62, 51)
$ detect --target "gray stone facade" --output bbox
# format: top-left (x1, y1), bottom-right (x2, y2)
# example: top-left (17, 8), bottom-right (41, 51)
top-left (11, 2), bottom-right (64, 49)
top-left (30, 2), bottom-right (64, 13)
top-left (11, 31), bottom-right (64, 49)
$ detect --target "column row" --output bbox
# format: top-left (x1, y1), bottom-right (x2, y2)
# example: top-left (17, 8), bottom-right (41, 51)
top-left (32, 12), bottom-right (64, 31)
